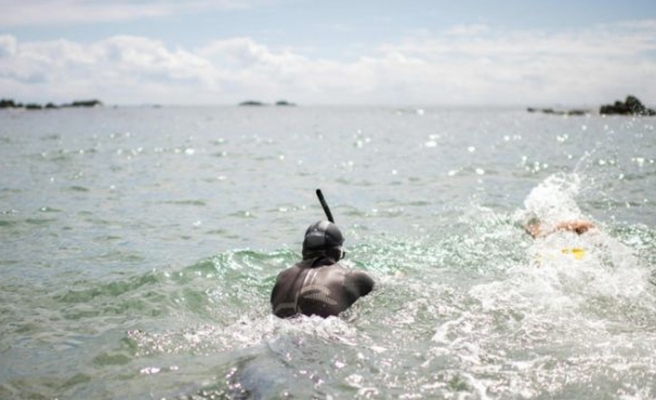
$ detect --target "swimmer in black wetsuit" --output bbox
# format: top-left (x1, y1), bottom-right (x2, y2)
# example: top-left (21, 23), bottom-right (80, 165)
top-left (270, 220), bottom-right (374, 318)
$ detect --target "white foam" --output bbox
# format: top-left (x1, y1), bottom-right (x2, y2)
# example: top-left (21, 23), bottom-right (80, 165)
top-left (519, 172), bottom-right (583, 227)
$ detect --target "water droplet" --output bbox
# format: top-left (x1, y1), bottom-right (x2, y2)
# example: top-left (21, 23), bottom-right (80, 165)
top-left (140, 367), bottom-right (160, 375)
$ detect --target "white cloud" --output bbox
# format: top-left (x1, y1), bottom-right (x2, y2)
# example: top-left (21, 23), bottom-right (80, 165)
top-left (444, 24), bottom-right (490, 36)
top-left (0, 35), bottom-right (17, 57)
top-left (0, 0), bottom-right (254, 27)
top-left (1, 21), bottom-right (655, 105)
top-left (198, 38), bottom-right (307, 70)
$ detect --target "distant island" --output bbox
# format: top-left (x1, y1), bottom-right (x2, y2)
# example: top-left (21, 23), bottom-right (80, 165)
top-left (275, 100), bottom-right (296, 106)
top-left (238, 100), bottom-right (296, 107)
top-left (527, 107), bottom-right (589, 116)
top-left (528, 95), bottom-right (654, 116)
top-left (238, 100), bottom-right (265, 106)
top-left (0, 98), bottom-right (103, 110)
top-left (599, 95), bottom-right (655, 116)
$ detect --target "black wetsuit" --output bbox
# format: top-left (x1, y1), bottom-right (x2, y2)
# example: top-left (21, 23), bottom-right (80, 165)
top-left (270, 257), bottom-right (374, 318)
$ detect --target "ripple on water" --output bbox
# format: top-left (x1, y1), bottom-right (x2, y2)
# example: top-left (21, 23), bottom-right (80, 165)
top-left (161, 199), bottom-right (207, 206)
top-left (0, 220), bottom-right (18, 228)
top-left (24, 217), bottom-right (57, 225)
top-left (66, 185), bottom-right (90, 192)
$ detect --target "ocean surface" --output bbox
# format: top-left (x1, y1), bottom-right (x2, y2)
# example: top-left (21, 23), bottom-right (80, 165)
top-left (1, 105), bottom-right (655, 399)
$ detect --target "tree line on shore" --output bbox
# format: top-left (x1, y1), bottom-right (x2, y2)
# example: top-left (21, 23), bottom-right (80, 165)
top-left (238, 100), bottom-right (296, 106)
top-left (527, 95), bottom-right (655, 116)
top-left (2, 95), bottom-right (653, 115)
top-left (0, 99), bottom-right (103, 110)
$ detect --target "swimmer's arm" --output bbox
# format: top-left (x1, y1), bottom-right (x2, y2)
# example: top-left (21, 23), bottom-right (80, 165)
top-left (525, 219), bottom-right (594, 238)
top-left (554, 220), bottom-right (594, 235)
top-left (345, 271), bottom-right (374, 297)
top-left (270, 277), bottom-right (281, 306)
top-left (269, 269), bottom-right (289, 306)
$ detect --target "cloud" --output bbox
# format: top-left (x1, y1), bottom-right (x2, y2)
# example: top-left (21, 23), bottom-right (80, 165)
top-left (197, 38), bottom-right (306, 70)
top-left (444, 24), bottom-right (490, 37)
top-left (0, 35), bottom-right (17, 57)
top-left (0, 0), bottom-right (254, 27)
top-left (0, 35), bottom-right (220, 102)
top-left (1, 21), bottom-right (655, 105)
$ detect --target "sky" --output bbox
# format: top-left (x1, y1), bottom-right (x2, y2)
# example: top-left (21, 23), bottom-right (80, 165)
top-left (1, 0), bottom-right (655, 106)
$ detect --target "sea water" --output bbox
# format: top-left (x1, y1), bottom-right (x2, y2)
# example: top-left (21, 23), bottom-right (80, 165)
top-left (1, 106), bottom-right (655, 399)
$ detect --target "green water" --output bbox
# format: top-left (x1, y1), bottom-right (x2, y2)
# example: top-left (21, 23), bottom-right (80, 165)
top-left (1, 106), bottom-right (655, 399)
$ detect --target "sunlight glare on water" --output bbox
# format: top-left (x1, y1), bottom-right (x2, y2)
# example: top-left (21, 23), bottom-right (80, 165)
top-left (0, 106), bottom-right (655, 399)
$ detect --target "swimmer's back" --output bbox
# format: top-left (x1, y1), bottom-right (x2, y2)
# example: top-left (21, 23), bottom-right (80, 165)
top-left (271, 261), bottom-right (373, 318)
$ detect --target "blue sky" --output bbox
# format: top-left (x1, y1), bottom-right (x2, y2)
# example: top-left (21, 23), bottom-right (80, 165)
top-left (1, 0), bottom-right (655, 106)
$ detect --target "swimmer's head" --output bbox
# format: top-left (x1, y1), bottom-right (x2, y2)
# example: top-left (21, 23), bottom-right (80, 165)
top-left (302, 220), bottom-right (345, 261)
top-left (526, 214), bottom-right (540, 228)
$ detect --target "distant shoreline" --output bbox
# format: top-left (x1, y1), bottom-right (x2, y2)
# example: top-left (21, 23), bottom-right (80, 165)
top-left (0, 99), bottom-right (103, 110)
top-left (1, 96), bottom-right (653, 115)
top-left (238, 100), bottom-right (296, 107)
top-left (527, 95), bottom-right (655, 117)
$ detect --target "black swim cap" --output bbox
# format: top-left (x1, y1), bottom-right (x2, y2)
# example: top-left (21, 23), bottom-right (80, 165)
top-left (302, 220), bottom-right (344, 260)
